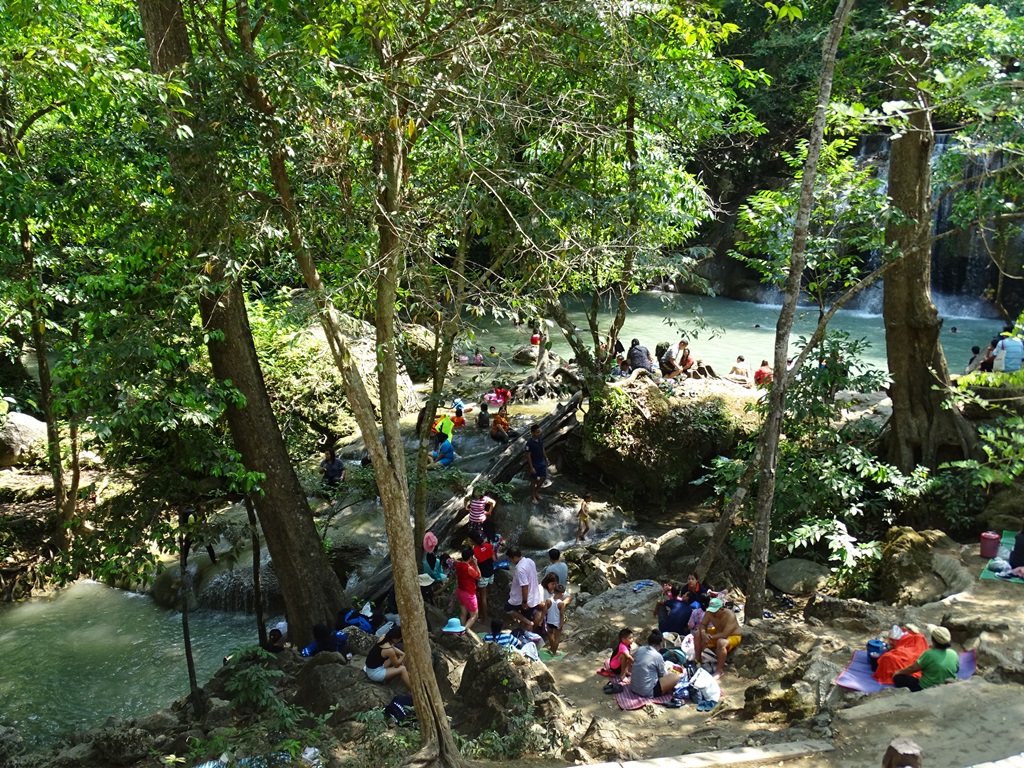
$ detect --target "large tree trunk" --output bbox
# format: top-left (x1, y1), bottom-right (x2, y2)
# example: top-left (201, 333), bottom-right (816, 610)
top-left (744, 0), bottom-right (857, 622)
top-left (199, 277), bottom-right (348, 644)
top-left (882, 0), bottom-right (976, 472)
top-left (229, 8), bottom-right (465, 761)
top-left (136, 0), bottom-right (347, 648)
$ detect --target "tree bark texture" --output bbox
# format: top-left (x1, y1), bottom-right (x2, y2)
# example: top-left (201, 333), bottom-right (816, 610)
top-left (745, 0), bottom-right (857, 623)
top-left (137, 0), bottom-right (347, 647)
top-left (882, 0), bottom-right (976, 471)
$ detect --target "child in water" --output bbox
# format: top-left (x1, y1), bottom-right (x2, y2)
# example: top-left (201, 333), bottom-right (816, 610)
top-left (576, 492), bottom-right (592, 543)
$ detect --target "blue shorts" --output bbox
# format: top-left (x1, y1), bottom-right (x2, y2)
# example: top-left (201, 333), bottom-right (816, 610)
top-left (531, 461), bottom-right (547, 480)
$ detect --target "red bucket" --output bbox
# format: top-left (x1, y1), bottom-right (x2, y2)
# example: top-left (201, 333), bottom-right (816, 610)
top-left (980, 531), bottom-right (1001, 559)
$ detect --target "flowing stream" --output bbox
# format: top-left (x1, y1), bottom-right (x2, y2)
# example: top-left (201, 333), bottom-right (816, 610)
top-left (0, 581), bottom-right (257, 748)
top-left (2, 293), bottom-right (1001, 749)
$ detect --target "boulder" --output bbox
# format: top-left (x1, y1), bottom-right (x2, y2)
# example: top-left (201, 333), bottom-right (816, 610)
top-left (767, 558), bottom-right (831, 596)
top-left (580, 390), bottom-right (745, 508)
top-left (577, 716), bottom-right (636, 762)
top-left (294, 661), bottom-right (393, 723)
top-left (91, 727), bottom-right (156, 766)
top-left (0, 412), bottom-right (47, 468)
top-left (977, 488), bottom-right (1024, 535)
top-left (654, 525), bottom-right (714, 569)
top-left (202, 697), bottom-right (234, 729)
top-left (743, 679), bottom-right (819, 722)
top-left (451, 642), bottom-right (530, 735)
top-left (804, 593), bottom-right (892, 633)
top-left (878, 527), bottom-right (960, 606)
top-left (135, 709), bottom-right (181, 736)
top-left (513, 345), bottom-right (538, 365)
top-left (0, 726), bottom-right (23, 763)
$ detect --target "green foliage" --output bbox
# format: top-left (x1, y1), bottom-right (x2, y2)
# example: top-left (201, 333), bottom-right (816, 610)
top-left (247, 294), bottom-right (356, 462)
top-left (345, 709), bottom-right (422, 768)
top-left (948, 416), bottom-right (1024, 490)
top-left (732, 138), bottom-right (893, 315)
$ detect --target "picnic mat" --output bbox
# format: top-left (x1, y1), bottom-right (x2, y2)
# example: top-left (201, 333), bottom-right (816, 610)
top-left (834, 649), bottom-right (977, 693)
top-left (980, 531), bottom-right (1024, 583)
top-left (538, 648), bottom-right (567, 663)
top-left (614, 683), bottom-right (679, 710)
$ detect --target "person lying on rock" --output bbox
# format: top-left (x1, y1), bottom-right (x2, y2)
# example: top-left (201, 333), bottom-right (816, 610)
top-left (695, 597), bottom-right (741, 680)
top-left (629, 630), bottom-right (682, 698)
top-left (892, 625), bottom-right (959, 692)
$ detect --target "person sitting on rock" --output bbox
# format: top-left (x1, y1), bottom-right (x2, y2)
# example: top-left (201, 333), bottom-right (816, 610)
top-left (607, 627), bottom-right (635, 678)
top-left (725, 356), bottom-right (751, 385)
top-left (695, 597), bottom-right (741, 679)
top-left (684, 571), bottom-right (709, 603)
top-left (659, 338), bottom-right (687, 379)
top-left (654, 583), bottom-right (692, 635)
top-left (490, 403), bottom-right (512, 443)
top-left (892, 626), bottom-right (959, 692)
top-left (626, 338), bottom-right (655, 374)
top-left (629, 630), bottom-right (682, 698)
top-left (363, 625), bottom-right (411, 689)
top-left (754, 360), bottom-right (774, 386)
top-left (427, 435), bottom-right (455, 469)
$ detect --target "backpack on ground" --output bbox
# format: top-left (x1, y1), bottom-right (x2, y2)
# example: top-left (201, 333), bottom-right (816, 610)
top-left (339, 609), bottom-right (373, 634)
top-left (384, 694), bottom-right (415, 726)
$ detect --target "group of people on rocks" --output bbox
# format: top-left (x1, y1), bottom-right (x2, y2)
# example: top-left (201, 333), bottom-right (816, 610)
top-left (605, 573), bottom-right (739, 707)
top-left (964, 324), bottom-right (1024, 374)
top-left (610, 337), bottom-right (718, 382)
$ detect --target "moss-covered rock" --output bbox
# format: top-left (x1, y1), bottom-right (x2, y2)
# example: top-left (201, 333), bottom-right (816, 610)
top-left (579, 381), bottom-right (745, 507)
top-left (877, 526), bottom-right (959, 606)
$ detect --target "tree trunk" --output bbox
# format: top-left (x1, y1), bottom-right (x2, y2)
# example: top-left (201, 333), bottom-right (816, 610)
top-left (21, 221), bottom-right (73, 550)
top-left (745, 0), bottom-right (857, 623)
top-left (229, 9), bottom-right (465, 761)
top-left (882, 1), bottom-right (976, 471)
top-left (199, 277), bottom-right (348, 645)
top-left (137, 0), bottom-right (347, 648)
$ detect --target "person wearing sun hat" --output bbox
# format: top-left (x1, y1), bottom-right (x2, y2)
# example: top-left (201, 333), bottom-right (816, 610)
top-left (695, 596), bottom-right (742, 680)
top-left (892, 625), bottom-right (959, 692)
top-left (441, 617), bottom-right (467, 636)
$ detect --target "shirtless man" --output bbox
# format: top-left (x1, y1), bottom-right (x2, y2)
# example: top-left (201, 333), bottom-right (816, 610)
top-left (695, 597), bottom-right (741, 679)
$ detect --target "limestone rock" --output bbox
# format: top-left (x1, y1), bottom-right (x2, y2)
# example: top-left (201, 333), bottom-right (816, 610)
top-left (0, 412), bottom-right (47, 468)
top-left (977, 488), bottom-right (1024, 535)
top-left (91, 726), bottom-right (155, 766)
top-left (0, 726), bottom-right (24, 763)
top-left (804, 593), bottom-right (890, 633)
top-left (767, 558), bottom-right (831, 596)
top-left (202, 697), bottom-right (234, 729)
top-left (577, 716), bottom-right (636, 762)
top-left (135, 709), bottom-right (180, 736)
top-left (878, 527), bottom-right (960, 606)
top-left (743, 679), bottom-right (818, 722)
top-left (343, 627), bottom-right (377, 657)
top-left (513, 345), bottom-right (538, 365)
top-left (655, 525), bottom-right (714, 568)
top-left (294, 662), bottom-right (393, 723)
top-left (452, 642), bottom-right (530, 735)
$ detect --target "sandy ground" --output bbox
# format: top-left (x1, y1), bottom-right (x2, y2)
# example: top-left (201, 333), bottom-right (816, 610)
top-left (541, 544), bottom-right (1024, 768)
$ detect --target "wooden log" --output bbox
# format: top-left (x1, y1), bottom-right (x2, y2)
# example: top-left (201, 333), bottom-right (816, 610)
top-left (881, 736), bottom-right (922, 768)
top-left (353, 393), bottom-right (583, 601)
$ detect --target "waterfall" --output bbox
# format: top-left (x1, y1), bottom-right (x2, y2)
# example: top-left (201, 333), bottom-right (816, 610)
top-left (699, 132), bottom-right (1016, 319)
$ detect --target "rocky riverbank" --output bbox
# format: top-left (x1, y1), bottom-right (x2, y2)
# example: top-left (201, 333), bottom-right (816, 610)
top-left (4, 511), bottom-right (1024, 768)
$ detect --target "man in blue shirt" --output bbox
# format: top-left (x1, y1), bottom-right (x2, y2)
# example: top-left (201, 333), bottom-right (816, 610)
top-left (525, 424), bottom-right (550, 504)
top-left (428, 436), bottom-right (454, 469)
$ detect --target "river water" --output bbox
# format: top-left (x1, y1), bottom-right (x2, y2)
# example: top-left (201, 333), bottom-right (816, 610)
top-left (3, 291), bottom-right (1001, 749)
top-left (467, 292), bottom-right (1000, 377)
top-left (0, 581), bottom-right (258, 747)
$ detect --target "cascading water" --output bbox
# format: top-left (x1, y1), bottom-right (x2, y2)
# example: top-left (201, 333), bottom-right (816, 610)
top-left (697, 132), bottom-right (1016, 319)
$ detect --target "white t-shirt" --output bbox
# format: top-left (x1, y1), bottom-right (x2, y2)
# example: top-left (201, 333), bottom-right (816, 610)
top-left (509, 557), bottom-right (543, 608)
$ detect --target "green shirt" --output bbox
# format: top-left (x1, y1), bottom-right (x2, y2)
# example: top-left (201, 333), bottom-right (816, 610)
top-left (917, 648), bottom-right (959, 689)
